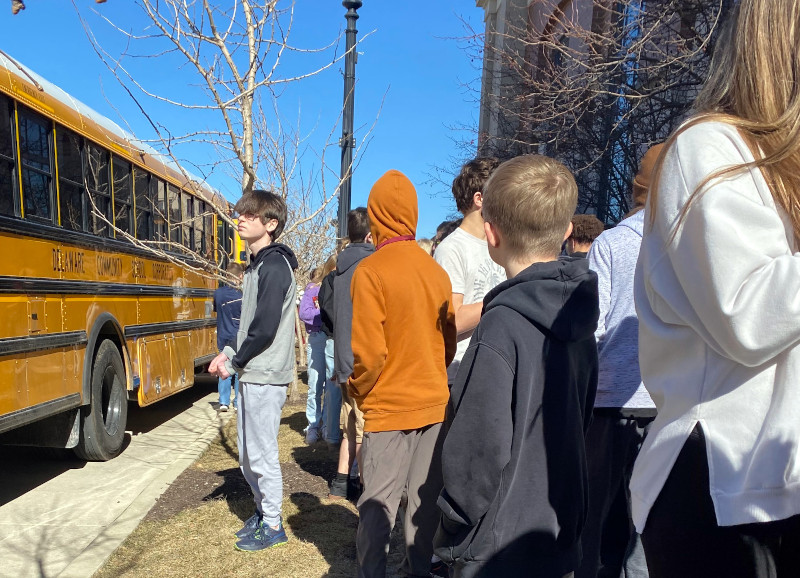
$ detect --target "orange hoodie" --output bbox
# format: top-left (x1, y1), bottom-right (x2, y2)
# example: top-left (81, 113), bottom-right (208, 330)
top-left (347, 170), bottom-right (457, 432)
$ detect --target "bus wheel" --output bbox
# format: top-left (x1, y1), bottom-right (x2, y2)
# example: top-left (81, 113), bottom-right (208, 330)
top-left (74, 339), bottom-right (129, 461)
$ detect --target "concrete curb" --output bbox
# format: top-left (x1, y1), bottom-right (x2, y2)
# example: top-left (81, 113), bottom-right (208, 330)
top-left (57, 405), bottom-right (234, 578)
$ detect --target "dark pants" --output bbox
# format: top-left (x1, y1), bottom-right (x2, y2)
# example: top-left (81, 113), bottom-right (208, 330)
top-left (642, 426), bottom-right (800, 578)
top-left (577, 412), bottom-right (652, 578)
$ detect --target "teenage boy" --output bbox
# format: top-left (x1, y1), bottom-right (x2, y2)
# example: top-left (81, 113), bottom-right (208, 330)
top-left (213, 261), bottom-right (244, 411)
top-left (329, 207), bottom-right (374, 500)
top-left (348, 170), bottom-right (457, 578)
top-left (434, 155), bottom-right (599, 578)
top-left (209, 190), bottom-right (298, 552)
top-left (434, 157), bottom-right (506, 383)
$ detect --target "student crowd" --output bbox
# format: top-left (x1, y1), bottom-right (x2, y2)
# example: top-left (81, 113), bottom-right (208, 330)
top-left (209, 2), bottom-right (800, 577)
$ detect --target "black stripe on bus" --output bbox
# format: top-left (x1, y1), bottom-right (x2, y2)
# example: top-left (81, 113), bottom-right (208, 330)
top-left (124, 318), bottom-right (217, 338)
top-left (0, 330), bottom-right (88, 356)
top-left (194, 353), bottom-right (217, 367)
top-left (0, 214), bottom-right (213, 268)
top-left (0, 393), bottom-right (82, 435)
top-left (0, 276), bottom-right (214, 298)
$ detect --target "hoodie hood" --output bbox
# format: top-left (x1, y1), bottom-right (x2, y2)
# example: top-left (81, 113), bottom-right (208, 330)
top-left (617, 209), bottom-right (644, 238)
top-left (367, 170), bottom-right (418, 247)
top-left (484, 257), bottom-right (598, 342)
top-left (337, 242), bottom-right (375, 274)
top-left (251, 242), bottom-right (299, 270)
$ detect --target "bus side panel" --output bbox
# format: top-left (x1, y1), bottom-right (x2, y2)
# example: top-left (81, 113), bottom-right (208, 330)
top-left (0, 357), bottom-right (27, 416)
top-left (26, 350), bottom-right (70, 406)
top-left (137, 336), bottom-right (170, 406)
top-left (170, 334), bottom-right (192, 394)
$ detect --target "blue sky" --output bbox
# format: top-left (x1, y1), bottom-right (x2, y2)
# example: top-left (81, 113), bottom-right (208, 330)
top-left (1, 1), bottom-right (485, 238)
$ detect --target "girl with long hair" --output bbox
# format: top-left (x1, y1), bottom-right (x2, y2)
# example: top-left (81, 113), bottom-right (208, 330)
top-left (632, 1), bottom-right (800, 575)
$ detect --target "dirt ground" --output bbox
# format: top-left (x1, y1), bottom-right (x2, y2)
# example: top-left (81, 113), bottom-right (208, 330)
top-left (94, 388), bottom-right (405, 578)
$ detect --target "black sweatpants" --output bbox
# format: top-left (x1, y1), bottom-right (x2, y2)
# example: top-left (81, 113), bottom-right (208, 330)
top-left (641, 426), bottom-right (800, 578)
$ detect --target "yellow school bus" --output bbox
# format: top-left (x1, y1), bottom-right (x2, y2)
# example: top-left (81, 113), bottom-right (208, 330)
top-left (0, 53), bottom-right (242, 460)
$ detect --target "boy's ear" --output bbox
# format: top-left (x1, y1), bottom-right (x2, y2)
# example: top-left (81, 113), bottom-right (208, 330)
top-left (364, 232), bottom-right (373, 244)
top-left (472, 191), bottom-right (483, 210)
top-left (265, 218), bottom-right (279, 234)
top-left (563, 221), bottom-right (574, 242)
top-left (484, 220), bottom-right (501, 249)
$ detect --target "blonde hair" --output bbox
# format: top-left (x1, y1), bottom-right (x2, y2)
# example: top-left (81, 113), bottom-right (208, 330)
top-left (416, 238), bottom-right (434, 255)
top-left (651, 0), bottom-right (800, 243)
top-left (482, 155), bottom-right (578, 258)
top-left (320, 254), bottom-right (337, 279)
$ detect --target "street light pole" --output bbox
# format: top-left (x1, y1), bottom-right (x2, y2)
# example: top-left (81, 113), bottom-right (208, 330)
top-left (337, 0), bottom-right (362, 239)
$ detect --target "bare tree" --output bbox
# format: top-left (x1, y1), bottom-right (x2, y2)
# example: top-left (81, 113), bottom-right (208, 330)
top-left (471, 0), bottom-right (733, 223)
top-left (74, 0), bottom-right (369, 277)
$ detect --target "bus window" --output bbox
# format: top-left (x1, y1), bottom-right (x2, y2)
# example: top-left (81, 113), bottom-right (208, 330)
top-left (56, 127), bottom-right (85, 232)
top-left (182, 191), bottom-right (194, 252)
top-left (151, 178), bottom-right (167, 244)
top-left (0, 95), bottom-right (17, 217)
top-left (194, 198), bottom-right (204, 256)
top-left (18, 106), bottom-right (54, 224)
top-left (112, 156), bottom-right (132, 238)
top-left (204, 211), bottom-right (214, 260)
top-left (168, 184), bottom-right (181, 247)
top-left (134, 167), bottom-right (152, 241)
top-left (85, 142), bottom-right (110, 237)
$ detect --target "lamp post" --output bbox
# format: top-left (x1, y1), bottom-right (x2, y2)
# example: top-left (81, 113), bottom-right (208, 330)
top-left (337, 0), bottom-right (362, 239)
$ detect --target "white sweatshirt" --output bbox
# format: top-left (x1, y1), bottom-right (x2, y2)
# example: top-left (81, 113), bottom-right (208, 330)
top-left (631, 121), bottom-right (800, 532)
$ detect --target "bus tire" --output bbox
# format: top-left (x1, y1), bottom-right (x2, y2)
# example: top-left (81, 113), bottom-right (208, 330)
top-left (74, 339), bottom-right (128, 461)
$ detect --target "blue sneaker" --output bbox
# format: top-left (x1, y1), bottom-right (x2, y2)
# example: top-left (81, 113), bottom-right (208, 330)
top-left (234, 512), bottom-right (261, 538)
top-left (235, 520), bottom-right (288, 551)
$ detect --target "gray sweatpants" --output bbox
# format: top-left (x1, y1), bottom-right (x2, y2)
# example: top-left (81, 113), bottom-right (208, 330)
top-left (237, 381), bottom-right (288, 527)
top-left (357, 422), bottom-right (444, 578)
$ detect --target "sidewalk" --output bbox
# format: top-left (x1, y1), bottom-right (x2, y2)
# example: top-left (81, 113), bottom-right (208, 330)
top-left (0, 379), bottom-right (231, 578)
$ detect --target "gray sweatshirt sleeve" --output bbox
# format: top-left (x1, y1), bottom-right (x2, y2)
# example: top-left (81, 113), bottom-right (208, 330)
top-left (588, 237), bottom-right (612, 347)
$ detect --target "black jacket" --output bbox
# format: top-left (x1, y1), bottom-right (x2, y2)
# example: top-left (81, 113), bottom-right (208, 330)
top-left (434, 257), bottom-right (599, 578)
top-left (318, 270), bottom-right (335, 338)
top-left (332, 242), bottom-right (375, 383)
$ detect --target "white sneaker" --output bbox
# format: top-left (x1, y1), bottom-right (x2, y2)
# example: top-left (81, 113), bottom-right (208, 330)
top-left (219, 404), bottom-right (229, 412)
top-left (305, 427), bottom-right (320, 445)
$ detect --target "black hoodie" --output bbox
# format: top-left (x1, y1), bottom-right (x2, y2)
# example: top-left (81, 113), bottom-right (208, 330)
top-left (434, 257), bottom-right (599, 578)
top-left (332, 242), bottom-right (375, 383)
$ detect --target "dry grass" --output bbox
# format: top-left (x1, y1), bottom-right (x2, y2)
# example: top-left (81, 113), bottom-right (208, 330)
top-left (94, 387), bottom-right (405, 578)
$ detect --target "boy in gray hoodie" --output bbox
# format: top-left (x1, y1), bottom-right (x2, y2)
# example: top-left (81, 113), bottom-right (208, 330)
top-left (329, 207), bottom-right (374, 499)
top-left (209, 189), bottom-right (298, 552)
top-left (576, 144), bottom-right (662, 578)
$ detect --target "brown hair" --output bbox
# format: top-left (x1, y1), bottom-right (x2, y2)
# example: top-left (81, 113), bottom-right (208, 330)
top-left (482, 155), bottom-right (578, 258)
top-left (570, 214), bottom-right (605, 245)
top-left (347, 207), bottom-right (370, 242)
top-left (233, 189), bottom-right (288, 240)
top-left (452, 157), bottom-right (502, 214)
top-left (650, 0), bottom-right (800, 243)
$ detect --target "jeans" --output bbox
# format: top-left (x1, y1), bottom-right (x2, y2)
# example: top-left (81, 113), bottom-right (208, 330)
top-left (323, 337), bottom-right (342, 444)
top-left (218, 372), bottom-right (238, 408)
top-left (305, 331), bottom-right (328, 430)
